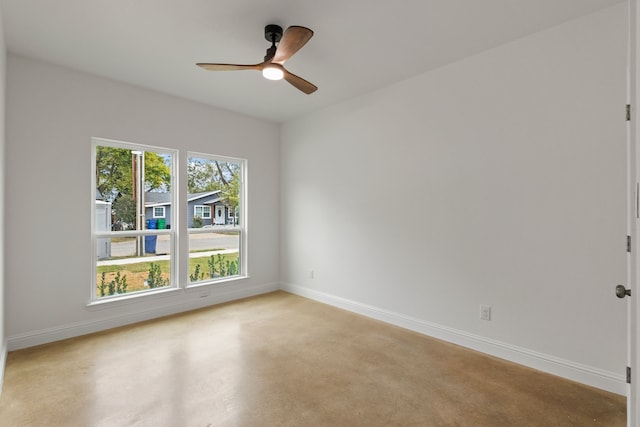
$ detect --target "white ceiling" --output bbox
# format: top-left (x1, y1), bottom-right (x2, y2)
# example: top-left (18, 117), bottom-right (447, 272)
top-left (0, 0), bottom-right (625, 123)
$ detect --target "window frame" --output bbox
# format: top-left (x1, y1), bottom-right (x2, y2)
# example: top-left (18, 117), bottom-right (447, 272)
top-left (194, 204), bottom-right (212, 219)
top-left (90, 141), bottom-right (249, 306)
top-left (186, 152), bottom-right (247, 287)
top-left (152, 206), bottom-right (166, 218)
top-left (90, 137), bottom-right (178, 304)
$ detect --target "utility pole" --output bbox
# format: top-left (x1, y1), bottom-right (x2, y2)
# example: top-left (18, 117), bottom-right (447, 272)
top-left (132, 151), bottom-right (145, 256)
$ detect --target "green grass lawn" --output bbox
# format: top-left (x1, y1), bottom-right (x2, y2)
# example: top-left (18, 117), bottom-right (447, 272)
top-left (96, 252), bottom-right (239, 297)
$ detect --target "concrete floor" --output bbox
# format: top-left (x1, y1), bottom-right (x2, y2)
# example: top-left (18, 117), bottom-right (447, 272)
top-left (0, 291), bottom-right (626, 426)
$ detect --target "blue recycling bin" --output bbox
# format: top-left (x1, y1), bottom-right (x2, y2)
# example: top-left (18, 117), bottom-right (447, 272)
top-left (145, 219), bottom-right (158, 253)
top-left (145, 235), bottom-right (157, 254)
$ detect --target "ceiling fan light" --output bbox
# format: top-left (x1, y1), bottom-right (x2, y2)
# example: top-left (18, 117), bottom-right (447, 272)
top-left (262, 66), bottom-right (284, 81)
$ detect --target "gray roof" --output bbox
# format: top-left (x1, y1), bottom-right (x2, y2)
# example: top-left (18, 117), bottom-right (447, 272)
top-left (145, 190), bottom-right (222, 207)
top-left (145, 192), bottom-right (171, 204)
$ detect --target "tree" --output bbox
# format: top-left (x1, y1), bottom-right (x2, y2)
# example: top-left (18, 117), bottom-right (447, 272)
top-left (144, 153), bottom-right (171, 192)
top-left (96, 146), bottom-right (171, 200)
top-left (112, 194), bottom-right (136, 228)
top-left (187, 159), bottom-right (220, 193)
top-left (220, 168), bottom-right (240, 212)
top-left (95, 146), bottom-right (132, 200)
top-left (187, 158), bottom-right (240, 220)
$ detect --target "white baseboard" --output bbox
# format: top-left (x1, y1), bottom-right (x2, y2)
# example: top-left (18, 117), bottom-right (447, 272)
top-left (7, 282), bottom-right (279, 351)
top-left (281, 283), bottom-right (626, 396)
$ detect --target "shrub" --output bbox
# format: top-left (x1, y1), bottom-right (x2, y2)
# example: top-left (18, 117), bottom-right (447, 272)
top-left (226, 259), bottom-right (238, 276)
top-left (147, 262), bottom-right (169, 288)
top-left (192, 216), bottom-right (203, 228)
top-left (99, 272), bottom-right (107, 297)
top-left (207, 255), bottom-right (216, 278)
top-left (190, 264), bottom-right (204, 282)
top-left (108, 273), bottom-right (117, 295)
top-left (115, 273), bottom-right (127, 294)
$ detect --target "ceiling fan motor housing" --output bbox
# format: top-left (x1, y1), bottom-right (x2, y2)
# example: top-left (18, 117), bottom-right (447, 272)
top-left (264, 25), bottom-right (283, 43)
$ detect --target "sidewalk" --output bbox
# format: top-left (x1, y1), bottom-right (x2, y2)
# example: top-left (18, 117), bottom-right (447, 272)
top-left (97, 249), bottom-right (238, 267)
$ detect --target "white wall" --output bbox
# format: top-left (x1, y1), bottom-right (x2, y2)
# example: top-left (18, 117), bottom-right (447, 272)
top-left (0, 6), bottom-right (6, 393)
top-left (5, 54), bottom-right (280, 349)
top-left (281, 5), bottom-right (628, 393)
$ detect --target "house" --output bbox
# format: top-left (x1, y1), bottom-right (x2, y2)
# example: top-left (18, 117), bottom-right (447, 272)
top-left (144, 190), bottom-right (234, 228)
top-left (0, 0), bottom-right (638, 423)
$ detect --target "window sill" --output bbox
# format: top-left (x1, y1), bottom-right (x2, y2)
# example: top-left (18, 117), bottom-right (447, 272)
top-left (86, 287), bottom-right (182, 311)
top-left (86, 275), bottom-right (250, 311)
top-left (184, 275), bottom-right (250, 291)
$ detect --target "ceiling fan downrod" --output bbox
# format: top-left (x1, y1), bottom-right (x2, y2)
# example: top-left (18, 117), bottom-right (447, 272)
top-left (264, 24), bottom-right (282, 62)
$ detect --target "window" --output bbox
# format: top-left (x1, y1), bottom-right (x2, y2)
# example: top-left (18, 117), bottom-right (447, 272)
top-left (92, 140), bottom-right (247, 303)
top-left (153, 206), bottom-right (166, 218)
top-left (194, 205), bottom-right (211, 219)
top-left (187, 153), bottom-right (245, 285)
top-left (92, 138), bottom-right (175, 301)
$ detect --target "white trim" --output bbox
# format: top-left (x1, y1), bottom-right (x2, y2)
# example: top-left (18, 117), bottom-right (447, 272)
top-left (630, 3), bottom-right (640, 426)
top-left (95, 229), bottom-right (171, 238)
top-left (281, 283), bottom-right (626, 396)
top-left (152, 206), bottom-right (166, 218)
top-left (186, 152), bottom-right (247, 280)
top-left (0, 339), bottom-right (7, 398)
top-left (86, 287), bottom-right (182, 310)
top-left (91, 138), bottom-right (178, 303)
top-left (8, 282), bottom-right (279, 351)
top-left (187, 190), bottom-right (220, 202)
top-left (185, 274), bottom-right (250, 290)
top-left (194, 204), bottom-right (211, 219)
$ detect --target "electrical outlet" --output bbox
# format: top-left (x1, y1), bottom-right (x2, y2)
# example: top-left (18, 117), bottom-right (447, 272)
top-left (480, 305), bottom-right (491, 321)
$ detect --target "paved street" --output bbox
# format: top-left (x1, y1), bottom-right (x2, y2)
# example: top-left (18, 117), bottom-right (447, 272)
top-left (104, 231), bottom-right (239, 258)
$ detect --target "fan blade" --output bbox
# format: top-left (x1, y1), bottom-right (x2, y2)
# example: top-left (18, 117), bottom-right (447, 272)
top-left (283, 68), bottom-right (317, 94)
top-left (197, 63), bottom-right (262, 71)
top-left (272, 26), bottom-right (314, 65)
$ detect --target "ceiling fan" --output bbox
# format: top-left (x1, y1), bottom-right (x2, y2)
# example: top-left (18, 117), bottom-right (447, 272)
top-left (197, 25), bottom-right (317, 95)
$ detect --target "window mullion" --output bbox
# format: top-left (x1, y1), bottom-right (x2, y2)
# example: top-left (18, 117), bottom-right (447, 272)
top-left (177, 150), bottom-right (189, 288)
